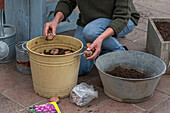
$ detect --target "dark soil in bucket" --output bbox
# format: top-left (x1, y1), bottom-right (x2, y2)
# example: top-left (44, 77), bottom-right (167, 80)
top-left (40, 48), bottom-right (74, 55)
top-left (154, 21), bottom-right (170, 41)
top-left (105, 66), bottom-right (148, 79)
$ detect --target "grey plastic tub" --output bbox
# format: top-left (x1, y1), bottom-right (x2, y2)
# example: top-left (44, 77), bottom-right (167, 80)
top-left (95, 51), bottom-right (166, 103)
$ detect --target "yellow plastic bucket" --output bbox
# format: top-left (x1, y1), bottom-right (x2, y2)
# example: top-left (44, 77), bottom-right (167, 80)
top-left (26, 35), bottom-right (83, 98)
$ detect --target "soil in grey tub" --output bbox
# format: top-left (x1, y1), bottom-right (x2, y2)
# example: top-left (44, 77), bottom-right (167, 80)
top-left (105, 66), bottom-right (148, 79)
top-left (154, 21), bottom-right (170, 41)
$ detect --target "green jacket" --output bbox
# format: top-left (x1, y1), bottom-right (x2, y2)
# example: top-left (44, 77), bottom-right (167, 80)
top-left (55, 0), bottom-right (140, 37)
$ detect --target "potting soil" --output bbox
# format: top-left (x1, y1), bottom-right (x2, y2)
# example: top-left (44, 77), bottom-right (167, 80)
top-left (154, 21), bottom-right (170, 41)
top-left (106, 66), bottom-right (148, 79)
top-left (42, 48), bottom-right (74, 55)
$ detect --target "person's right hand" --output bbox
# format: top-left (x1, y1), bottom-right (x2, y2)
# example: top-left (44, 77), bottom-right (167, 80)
top-left (43, 20), bottom-right (58, 40)
top-left (43, 12), bottom-right (64, 40)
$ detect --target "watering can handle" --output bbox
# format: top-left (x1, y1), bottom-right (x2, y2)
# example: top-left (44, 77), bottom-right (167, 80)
top-left (22, 41), bottom-right (28, 51)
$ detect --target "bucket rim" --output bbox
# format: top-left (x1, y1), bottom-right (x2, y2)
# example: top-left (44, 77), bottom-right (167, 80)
top-left (0, 24), bottom-right (16, 39)
top-left (95, 50), bottom-right (166, 81)
top-left (26, 35), bottom-right (83, 57)
top-left (15, 41), bottom-right (28, 53)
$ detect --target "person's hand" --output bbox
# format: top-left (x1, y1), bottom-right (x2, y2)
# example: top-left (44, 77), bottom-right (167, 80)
top-left (43, 12), bottom-right (64, 40)
top-left (86, 38), bottom-right (103, 60)
top-left (84, 27), bottom-right (114, 59)
top-left (43, 20), bottom-right (58, 40)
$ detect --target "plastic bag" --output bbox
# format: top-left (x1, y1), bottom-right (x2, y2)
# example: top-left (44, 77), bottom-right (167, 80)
top-left (70, 82), bottom-right (98, 106)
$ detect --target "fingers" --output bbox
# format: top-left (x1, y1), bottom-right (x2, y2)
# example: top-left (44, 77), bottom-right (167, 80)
top-left (87, 43), bottom-right (94, 51)
top-left (52, 27), bottom-right (56, 36)
top-left (43, 23), bottom-right (50, 39)
top-left (86, 48), bottom-right (101, 60)
top-left (43, 22), bottom-right (57, 39)
top-left (86, 43), bottom-right (101, 60)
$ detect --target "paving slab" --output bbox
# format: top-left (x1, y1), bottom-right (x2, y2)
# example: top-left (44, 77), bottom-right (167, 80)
top-left (134, 2), bottom-right (170, 32)
top-left (135, 90), bottom-right (169, 110)
top-left (134, 0), bottom-right (170, 15)
top-left (149, 98), bottom-right (170, 113)
top-left (133, 35), bottom-right (147, 48)
top-left (156, 75), bottom-right (170, 95)
top-left (0, 68), bottom-right (32, 92)
top-left (117, 37), bottom-right (130, 45)
top-left (136, 18), bottom-right (148, 32)
top-left (78, 66), bottom-right (99, 83)
top-left (16, 108), bottom-right (29, 113)
top-left (18, 109), bottom-right (30, 113)
top-left (2, 61), bottom-right (32, 80)
top-left (125, 28), bottom-right (147, 47)
top-left (83, 86), bottom-right (109, 109)
top-left (122, 41), bottom-right (147, 52)
top-left (124, 29), bottom-right (145, 42)
top-left (135, 5), bottom-right (170, 19)
top-left (0, 64), bottom-right (8, 73)
top-left (3, 60), bottom-right (17, 69)
top-left (87, 76), bottom-right (103, 89)
top-left (2, 83), bottom-right (47, 107)
top-left (157, 0), bottom-right (170, 4)
top-left (0, 93), bottom-right (24, 113)
top-left (58, 98), bottom-right (85, 113)
top-left (85, 99), bottom-right (146, 113)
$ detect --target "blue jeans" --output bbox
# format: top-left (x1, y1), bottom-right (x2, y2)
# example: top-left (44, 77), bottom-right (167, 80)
top-left (74, 18), bottom-right (135, 75)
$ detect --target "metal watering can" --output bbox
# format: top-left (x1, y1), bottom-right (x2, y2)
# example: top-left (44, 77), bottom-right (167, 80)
top-left (0, 7), bottom-right (16, 63)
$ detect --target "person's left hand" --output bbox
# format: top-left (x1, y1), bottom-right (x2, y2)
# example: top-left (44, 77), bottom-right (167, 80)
top-left (86, 37), bottom-right (103, 60)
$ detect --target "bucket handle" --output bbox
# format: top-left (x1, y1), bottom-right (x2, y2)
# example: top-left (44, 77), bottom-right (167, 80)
top-left (22, 41), bottom-right (28, 51)
top-left (74, 52), bottom-right (84, 58)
